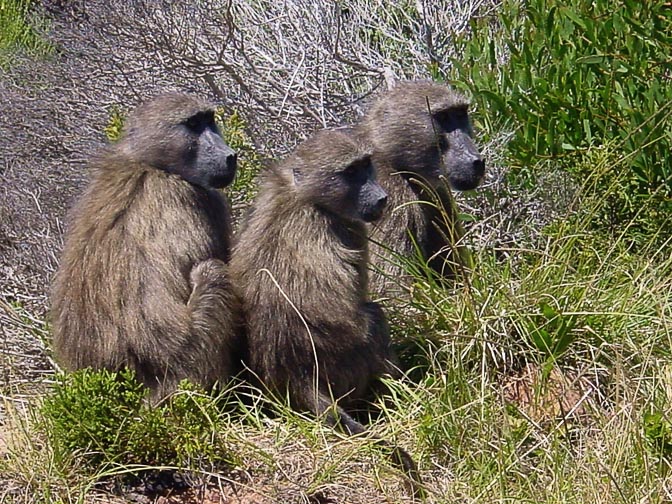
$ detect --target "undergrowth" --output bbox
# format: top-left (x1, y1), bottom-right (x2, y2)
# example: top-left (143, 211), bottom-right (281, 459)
top-left (40, 369), bottom-right (234, 472)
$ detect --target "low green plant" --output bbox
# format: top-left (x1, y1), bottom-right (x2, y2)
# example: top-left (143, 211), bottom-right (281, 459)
top-left (41, 368), bottom-right (147, 467)
top-left (0, 0), bottom-right (52, 68)
top-left (103, 105), bottom-right (125, 142)
top-left (643, 411), bottom-right (672, 461)
top-left (525, 301), bottom-right (577, 362)
top-left (41, 369), bottom-right (232, 473)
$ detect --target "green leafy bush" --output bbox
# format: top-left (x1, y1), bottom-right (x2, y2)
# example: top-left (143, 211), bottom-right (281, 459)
top-left (41, 369), bottom-right (232, 472)
top-left (217, 109), bottom-right (263, 206)
top-left (451, 0), bottom-right (672, 238)
top-left (42, 368), bottom-right (146, 466)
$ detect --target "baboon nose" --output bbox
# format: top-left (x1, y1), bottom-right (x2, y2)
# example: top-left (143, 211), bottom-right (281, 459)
top-left (226, 153), bottom-right (237, 172)
top-left (473, 158), bottom-right (485, 178)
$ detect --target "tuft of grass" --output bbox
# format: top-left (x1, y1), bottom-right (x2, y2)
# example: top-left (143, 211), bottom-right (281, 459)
top-left (378, 143), bottom-right (672, 501)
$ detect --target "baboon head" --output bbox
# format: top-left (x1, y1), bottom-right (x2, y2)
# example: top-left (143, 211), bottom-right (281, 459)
top-left (119, 93), bottom-right (237, 189)
top-left (287, 129), bottom-right (387, 222)
top-left (364, 81), bottom-right (485, 191)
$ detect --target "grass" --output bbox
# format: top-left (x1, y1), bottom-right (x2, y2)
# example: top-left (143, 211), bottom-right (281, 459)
top-left (1, 144), bottom-right (671, 503)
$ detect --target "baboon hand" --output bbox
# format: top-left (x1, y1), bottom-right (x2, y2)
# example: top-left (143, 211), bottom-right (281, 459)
top-left (190, 258), bottom-right (228, 288)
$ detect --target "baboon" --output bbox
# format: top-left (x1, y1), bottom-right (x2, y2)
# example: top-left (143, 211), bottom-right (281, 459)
top-left (51, 93), bottom-right (240, 402)
top-left (231, 130), bottom-right (422, 480)
top-left (359, 80), bottom-right (485, 295)
top-left (230, 128), bottom-right (393, 432)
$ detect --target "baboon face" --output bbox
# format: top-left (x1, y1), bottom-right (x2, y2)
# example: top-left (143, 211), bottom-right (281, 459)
top-left (120, 93), bottom-right (237, 189)
top-left (291, 130), bottom-right (388, 222)
top-left (430, 99), bottom-right (484, 191)
top-left (366, 82), bottom-right (485, 191)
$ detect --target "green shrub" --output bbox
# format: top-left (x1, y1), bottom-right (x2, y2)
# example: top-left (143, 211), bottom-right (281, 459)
top-left (41, 369), bottom-right (232, 473)
top-left (450, 0), bottom-right (672, 239)
top-left (216, 109), bottom-right (263, 206)
top-left (0, 0), bottom-right (52, 68)
top-left (42, 368), bottom-right (147, 467)
top-left (104, 105), bottom-right (125, 142)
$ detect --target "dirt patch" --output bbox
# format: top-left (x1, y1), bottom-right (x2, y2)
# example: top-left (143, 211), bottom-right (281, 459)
top-left (0, 296), bottom-right (55, 392)
top-left (502, 363), bottom-right (605, 425)
top-left (152, 486), bottom-right (272, 504)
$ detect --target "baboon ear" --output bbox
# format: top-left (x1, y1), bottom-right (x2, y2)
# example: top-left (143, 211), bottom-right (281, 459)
top-left (292, 168), bottom-right (303, 185)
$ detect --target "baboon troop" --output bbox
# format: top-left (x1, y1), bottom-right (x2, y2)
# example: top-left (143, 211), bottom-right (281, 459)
top-left (51, 93), bottom-right (241, 402)
top-left (359, 81), bottom-right (485, 295)
top-left (50, 80), bottom-right (483, 489)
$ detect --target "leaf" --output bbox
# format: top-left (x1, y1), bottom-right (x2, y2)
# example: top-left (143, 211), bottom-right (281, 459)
top-left (563, 7), bottom-right (587, 30)
top-left (539, 302), bottom-right (558, 320)
top-left (458, 212), bottom-right (478, 223)
top-left (545, 6), bottom-right (557, 39)
top-left (576, 54), bottom-right (607, 64)
top-left (583, 119), bottom-right (593, 144)
top-left (478, 89), bottom-right (509, 114)
top-left (530, 327), bottom-right (554, 354)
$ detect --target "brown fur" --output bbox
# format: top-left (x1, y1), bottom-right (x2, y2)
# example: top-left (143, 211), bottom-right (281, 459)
top-left (51, 93), bottom-right (240, 401)
top-left (359, 80), bottom-right (485, 295)
top-left (231, 128), bottom-right (422, 490)
top-left (230, 129), bottom-right (394, 430)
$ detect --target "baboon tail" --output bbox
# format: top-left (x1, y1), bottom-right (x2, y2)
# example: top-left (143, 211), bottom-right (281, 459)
top-left (313, 392), bottom-right (425, 497)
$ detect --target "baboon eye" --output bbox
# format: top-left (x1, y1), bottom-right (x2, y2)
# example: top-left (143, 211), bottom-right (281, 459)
top-left (342, 162), bottom-right (369, 184)
top-left (343, 165), bottom-right (359, 178)
top-left (433, 107), bottom-right (469, 133)
top-left (183, 115), bottom-right (205, 133)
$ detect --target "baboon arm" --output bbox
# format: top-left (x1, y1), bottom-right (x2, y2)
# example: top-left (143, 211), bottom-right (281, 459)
top-left (187, 259), bottom-right (239, 338)
top-left (140, 258), bottom-right (237, 364)
top-left (141, 258), bottom-right (238, 399)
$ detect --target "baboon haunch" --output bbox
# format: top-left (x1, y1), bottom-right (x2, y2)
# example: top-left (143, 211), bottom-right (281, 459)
top-left (230, 128), bottom-right (396, 435)
top-left (51, 93), bottom-right (240, 401)
top-left (359, 80), bottom-right (485, 294)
